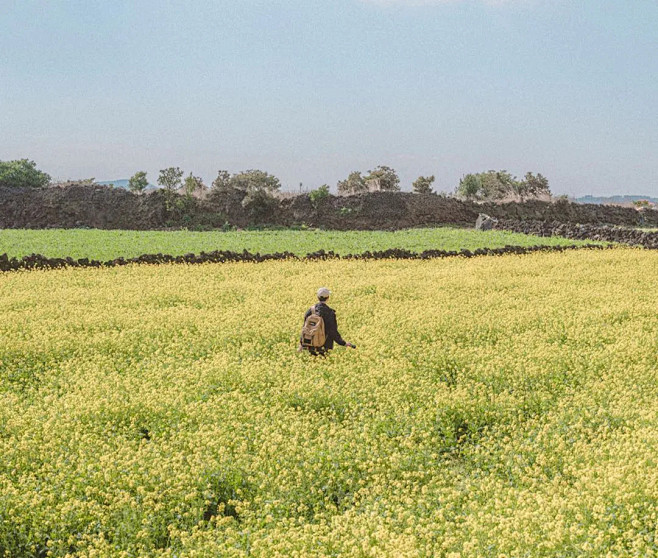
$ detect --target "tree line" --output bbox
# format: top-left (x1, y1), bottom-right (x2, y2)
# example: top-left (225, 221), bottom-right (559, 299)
top-left (0, 159), bottom-right (551, 201)
top-left (456, 170), bottom-right (550, 202)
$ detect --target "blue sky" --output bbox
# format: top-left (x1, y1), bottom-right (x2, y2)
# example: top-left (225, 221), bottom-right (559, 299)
top-left (1, 0), bottom-right (656, 195)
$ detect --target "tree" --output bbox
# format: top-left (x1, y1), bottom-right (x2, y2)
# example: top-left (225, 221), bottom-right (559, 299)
top-left (412, 175), bottom-right (435, 194)
top-left (478, 170), bottom-right (516, 200)
top-left (229, 169), bottom-right (281, 192)
top-left (456, 171), bottom-right (509, 200)
top-left (183, 173), bottom-right (206, 198)
top-left (309, 184), bottom-right (330, 208)
top-left (337, 171), bottom-right (367, 195)
top-left (456, 174), bottom-right (483, 200)
top-left (158, 167), bottom-right (184, 193)
top-left (365, 165), bottom-right (400, 191)
top-left (241, 186), bottom-right (278, 222)
top-left (503, 172), bottom-right (550, 202)
top-left (128, 171), bottom-right (148, 194)
top-left (0, 159), bottom-right (51, 188)
top-left (521, 172), bottom-right (550, 200)
top-left (211, 170), bottom-right (231, 192)
top-left (218, 169), bottom-right (281, 222)
top-left (158, 167), bottom-right (184, 210)
top-left (456, 170), bottom-right (551, 201)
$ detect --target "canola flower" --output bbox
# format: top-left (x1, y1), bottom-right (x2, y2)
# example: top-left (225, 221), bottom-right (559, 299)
top-left (1, 248), bottom-right (657, 557)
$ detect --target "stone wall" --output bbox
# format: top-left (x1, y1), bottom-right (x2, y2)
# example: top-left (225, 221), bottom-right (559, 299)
top-left (0, 243), bottom-right (608, 273)
top-left (493, 219), bottom-right (658, 248)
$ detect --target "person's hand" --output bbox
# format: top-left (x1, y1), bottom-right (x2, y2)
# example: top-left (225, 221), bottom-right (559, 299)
top-left (346, 342), bottom-right (357, 349)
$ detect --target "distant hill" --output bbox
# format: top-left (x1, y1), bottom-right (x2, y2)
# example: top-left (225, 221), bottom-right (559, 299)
top-left (97, 179), bottom-right (158, 191)
top-left (575, 195), bottom-right (658, 205)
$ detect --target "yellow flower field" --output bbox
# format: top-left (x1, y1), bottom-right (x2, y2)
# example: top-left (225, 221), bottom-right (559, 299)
top-left (1, 249), bottom-right (658, 557)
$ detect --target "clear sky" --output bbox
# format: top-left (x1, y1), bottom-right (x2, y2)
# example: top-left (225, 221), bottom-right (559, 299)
top-left (1, 0), bottom-right (656, 196)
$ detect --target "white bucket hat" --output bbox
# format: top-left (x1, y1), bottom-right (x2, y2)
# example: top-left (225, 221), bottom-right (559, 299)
top-left (317, 287), bottom-right (331, 299)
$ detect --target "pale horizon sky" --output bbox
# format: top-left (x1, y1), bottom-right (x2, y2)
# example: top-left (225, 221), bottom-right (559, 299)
top-left (1, 0), bottom-right (656, 196)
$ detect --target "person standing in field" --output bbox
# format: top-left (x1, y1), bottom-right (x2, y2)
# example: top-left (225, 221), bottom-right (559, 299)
top-left (299, 287), bottom-right (356, 355)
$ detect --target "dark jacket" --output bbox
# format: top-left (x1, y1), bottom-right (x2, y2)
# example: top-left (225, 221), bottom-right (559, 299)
top-left (302, 301), bottom-right (346, 352)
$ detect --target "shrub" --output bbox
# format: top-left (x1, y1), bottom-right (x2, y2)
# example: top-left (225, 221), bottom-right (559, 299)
top-left (158, 167), bottom-right (184, 211)
top-left (183, 173), bottom-right (206, 198)
top-left (241, 187), bottom-right (278, 223)
top-left (365, 165), bottom-right (400, 191)
top-left (412, 175), bottom-right (435, 195)
top-left (0, 159), bottom-right (51, 188)
top-left (128, 171), bottom-right (148, 194)
top-left (230, 169), bottom-right (281, 192)
top-left (309, 185), bottom-right (330, 208)
top-left (337, 172), bottom-right (367, 195)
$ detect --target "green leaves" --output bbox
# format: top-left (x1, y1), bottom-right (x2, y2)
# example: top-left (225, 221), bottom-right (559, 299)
top-left (128, 171), bottom-right (149, 194)
top-left (0, 159), bottom-right (51, 189)
top-left (457, 170), bottom-right (551, 201)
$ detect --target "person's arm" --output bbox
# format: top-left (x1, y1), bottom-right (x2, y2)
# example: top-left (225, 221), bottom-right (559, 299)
top-left (333, 313), bottom-right (356, 348)
top-left (325, 309), bottom-right (347, 346)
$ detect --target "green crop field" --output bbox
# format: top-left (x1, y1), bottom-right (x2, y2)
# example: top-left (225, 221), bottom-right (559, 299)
top-left (0, 227), bottom-right (600, 260)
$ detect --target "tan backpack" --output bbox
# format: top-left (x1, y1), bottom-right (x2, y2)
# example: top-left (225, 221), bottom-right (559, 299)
top-left (300, 305), bottom-right (326, 349)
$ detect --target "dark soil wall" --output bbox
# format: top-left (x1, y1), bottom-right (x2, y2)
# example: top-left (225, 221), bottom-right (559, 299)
top-left (0, 186), bottom-right (229, 230)
top-left (284, 194), bottom-right (658, 229)
top-left (0, 185), bottom-right (167, 229)
top-left (280, 193), bottom-right (480, 229)
top-left (2, 186), bottom-right (657, 230)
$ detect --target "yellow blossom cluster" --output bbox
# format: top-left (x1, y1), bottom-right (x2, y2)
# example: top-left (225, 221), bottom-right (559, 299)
top-left (1, 248), bottom-right (657, 557)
